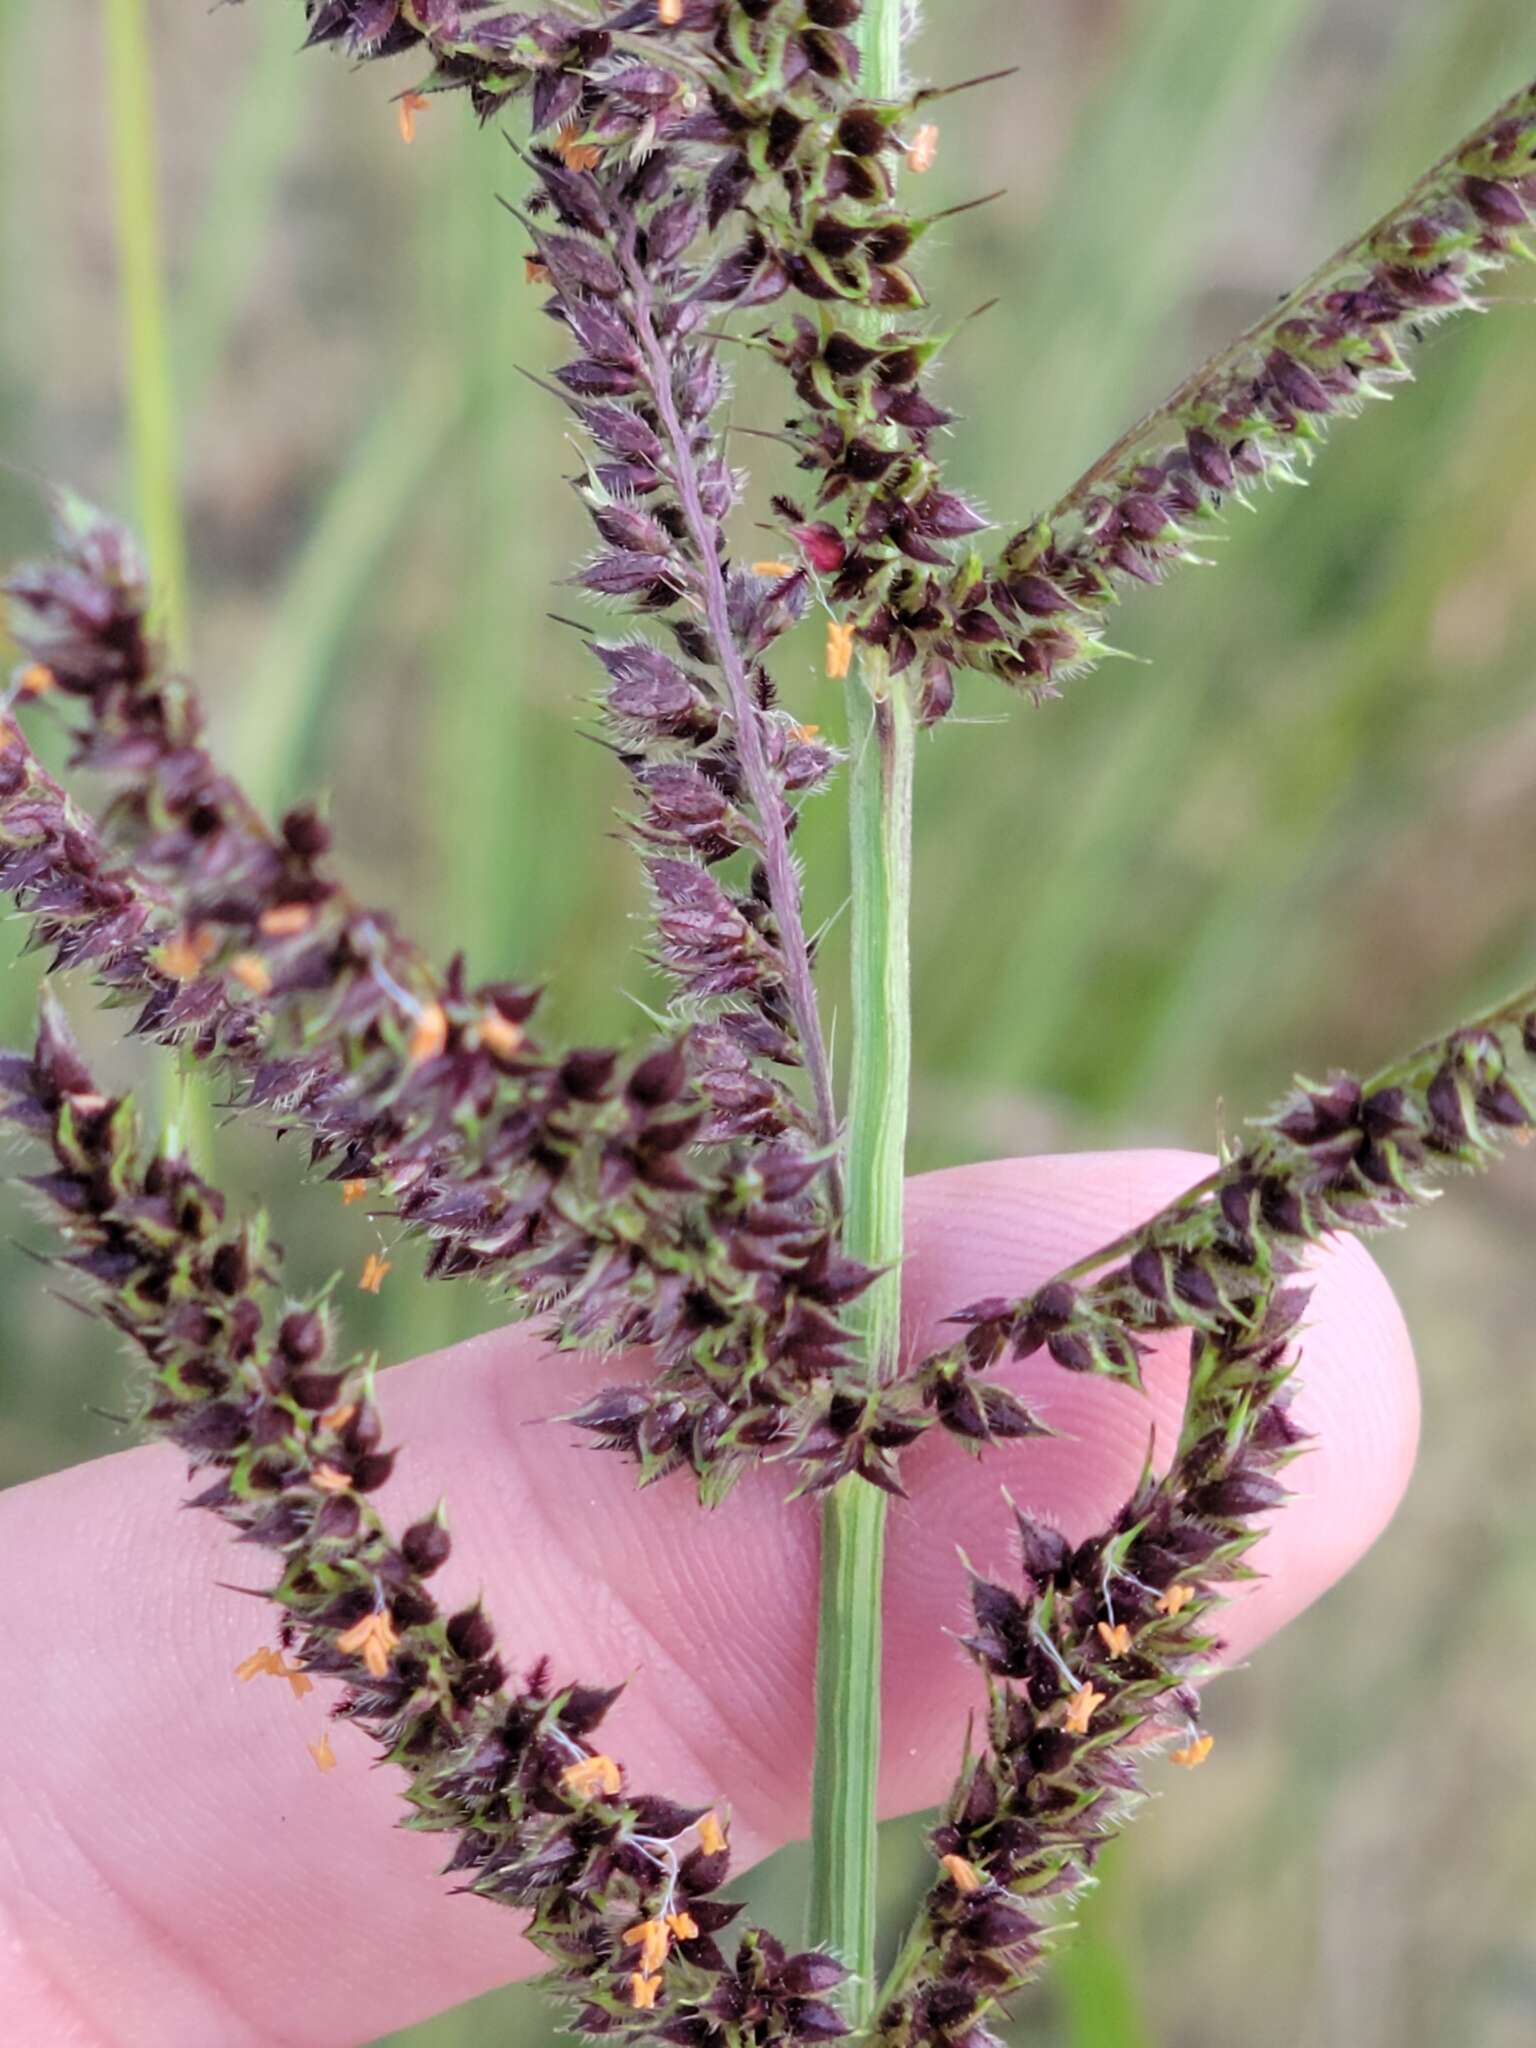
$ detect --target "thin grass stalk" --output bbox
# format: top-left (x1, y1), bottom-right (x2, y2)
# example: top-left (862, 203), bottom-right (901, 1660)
top-left (103, 0), bottom-right (207, 1159)
top-left (102, 0), bottom-right (188, 656)
top-left (809, 649), bottom-right (914, 2010)
top-left (807, 0), bottom-right (913, 2017)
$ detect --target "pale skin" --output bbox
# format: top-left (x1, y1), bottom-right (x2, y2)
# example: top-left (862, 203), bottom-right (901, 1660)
top-left (0, 1151), bottom-right (1419, 2047)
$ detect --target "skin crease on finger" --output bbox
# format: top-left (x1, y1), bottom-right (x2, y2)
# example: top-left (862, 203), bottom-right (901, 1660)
top-left (0, 1151), bottom-right (1418, 2048)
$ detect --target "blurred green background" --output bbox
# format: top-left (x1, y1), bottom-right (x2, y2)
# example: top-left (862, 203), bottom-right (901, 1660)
top-left (4, 1), bottom-right (1536, 2043)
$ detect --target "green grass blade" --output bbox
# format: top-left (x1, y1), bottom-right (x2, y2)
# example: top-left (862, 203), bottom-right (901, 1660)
top-left (235, 365), bottom-right (464, 812)
top-left (102, 0), bottom-right (188, 654)
top-left (173, 7), bottom-right (316, 419)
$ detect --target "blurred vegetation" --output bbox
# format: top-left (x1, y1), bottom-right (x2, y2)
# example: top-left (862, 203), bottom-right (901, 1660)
top-left (4, 2), bottom-right (1536, 2043)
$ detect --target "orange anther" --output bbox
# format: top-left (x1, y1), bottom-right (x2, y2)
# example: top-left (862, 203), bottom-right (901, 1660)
top-left (359, 1252), bottom-right (392, 1295)
top-left (308, 1731), bottom-right (338, 1772)
top-left (1171, 1733), bottom-right (1215, 1770)
top-left (159, 926), bottom-right (216, 983)
top-left (312, 1464), bottom-right (353, 1494)
top-left (560, 1753), bottom-right (623, 1799)
top-left (622, 1920), bottom-right (670, 1976)
top-left (258, 902), bottom-right (314, 939)
top-left (629, 1972), bottom-right (662, 2010)
top-left (398, 92), bottom-right (429, 145)
top-left (906, 123), bottom-right (940, 173)
top-left (1064, 1683), bottom-right (1107, 1736)
top-left (342, 1179), bottom-right (369, 1206)
top-left (479, 1008), bottom-right (525, 1061)
top-left (336, 1610), bottom-right (400, 1679)
top-left (658, 0), bottom-right (685, 23)
top-left (825, 618), bottom-right (857, 679)
top-left (666, 1911), bottom-right (700, 1943)
top-left (940, 1853), bottom-right (984, 1894)
top-left (229, 952), bottom-right (272, 996)
top-left (408, 1001), bottom-right (449, 1064)
top-left (18, 663), bottom-right (56, 697)
top-left (554, 122), bottom-right (602, 173)
top-left (271, 1655), bottom-right (314, 1701)
top-left (1097, 1621), bottom-right (1133, 1659)
top-left (697, 1810), bottom-right (727, 1856)
top-left (1156, 1584), bottom-right (1196, 1618)
top-left (751, 561), bottom-right (796, 578)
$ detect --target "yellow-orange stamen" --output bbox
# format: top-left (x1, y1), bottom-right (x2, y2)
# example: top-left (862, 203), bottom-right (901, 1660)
top-left (480, 1008), bottom-right (525, 1061)
top-left (398, 92), bottom-right (429, 145)
top-left (554, 122), bottom-right (603, 173)
top-left (259, 902), bottom-right (314, 939)
top-left (312, 1464), bottom-right (353, 1494)
top-left (666, 1910), bottom-right (700, 1943)
top-left (272, 1655), bottom-right (314, 1701)
top-left (825, 618), bottom-right (857, 679)
top-left (1171, 1733), bottom-right (1215, 1770)
top-left (1097, 1621), bottom-right (1133, 1659)
top-left (697, 1810), bottom-right (726, 1856)
top-left (18, 663), bottom-right (56, 697)
top-left (629, 1972), bottom-right (662, 2010)
top-left (790, 722), bottom-right (822, 741)
top-left (751, 560), bottom-right (795, 578)
top-left (525, 257), bottom-right (550, 286)
top-left (359, 1252), bottom-right (393, 1295)
top-left (308, 1731), bottom-right (338, 1772)
top-left (159, 926), bottom-right (216, 983)
top-left (236, 1646), bottom-right (280, 1683)
top-left (320, 1402), bottom-right (357, 1433)
top-left (336, 1610), bottom-right (400, 1679)
top-left (658, 0), bottom-right (685, 23)
top-left (1064, 1684), bottom-right (1107, 1736)
top-left (1156, 1584), bottom-right (1196, 1618)
top-left (409, 1001), bottom-right (449, 1064)
top-left (560, 1752), bottom-right (623, 1799)
top-left (622, 1920), bottom-right (671, 1976)
top-left (940, 1853), bottom-right (984, 1894)
top-left (906, 122), bottom-right (940, 173)
top-left (342, 1179), bottom-right (369, 1206)
top-left (229, 951), bottom-right (272, 996)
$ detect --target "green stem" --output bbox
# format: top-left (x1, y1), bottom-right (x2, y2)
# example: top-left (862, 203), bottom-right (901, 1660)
top-left (807, 4), bottom-right (910, 2019)
top-left (808, 648), bottom-right (915, 2017)
top-left (103, 0), bottom-right (208, 1162)
top-left (103, 0), bottom-right (188, 656)
top-left (859, 0), bottom-right (906, 106)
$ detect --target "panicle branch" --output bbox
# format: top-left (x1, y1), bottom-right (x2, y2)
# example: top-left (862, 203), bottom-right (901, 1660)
top-left (285, 10), bottom-right (1536, 728)
top-left (923, 982), bottom-right (1536, 1401)
top-left (0, 992), bottom-right (851, 2043)
top-left (866, 985), bottom-right (1536, 2038)
top-left (272, 1), bottom-right (888, 1143)
top-left (1, 502), bottom-right (892, 1501)
top-left (977, 78), bottom-right (1536, 702)
top-left (762, 69), bottom-right (1536, 705)
top-left (867, 1282), bottom-right (1306, 2045)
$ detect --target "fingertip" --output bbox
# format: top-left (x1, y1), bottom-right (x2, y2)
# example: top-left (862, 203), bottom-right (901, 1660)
top-left (1217, 1229), bottom-right (1419, 1659)
top-left (878, 1149), bottom-right (1421, 1809)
